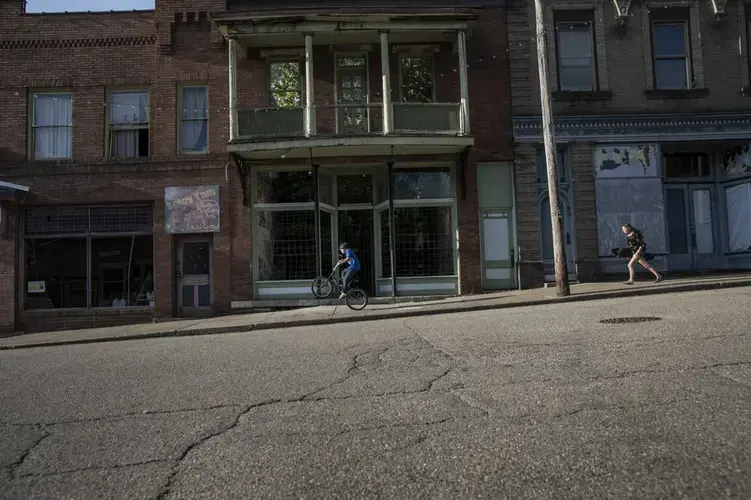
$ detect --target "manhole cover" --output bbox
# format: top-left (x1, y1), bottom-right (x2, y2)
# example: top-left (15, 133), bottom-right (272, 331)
top-left (599, 317), bottom-right (662, 324)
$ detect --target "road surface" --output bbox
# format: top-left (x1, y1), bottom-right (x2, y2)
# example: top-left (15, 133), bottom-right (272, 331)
top-left (1, 288), bottom-right (749, 499)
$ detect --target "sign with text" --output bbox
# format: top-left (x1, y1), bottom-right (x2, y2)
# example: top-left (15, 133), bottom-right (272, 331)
top-left (165, 186), bottom-right (221, 234)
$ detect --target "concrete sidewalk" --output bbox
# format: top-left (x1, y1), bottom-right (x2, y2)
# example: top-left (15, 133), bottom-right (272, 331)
top-left (2, 273), bottom-right (750, 350)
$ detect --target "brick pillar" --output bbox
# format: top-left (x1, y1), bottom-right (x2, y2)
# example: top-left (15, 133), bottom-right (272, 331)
top-left (514, 143), bottom-right (544, 288)
top-left (570, 142), bottom-right (600, 281)
top-left (153, 199), bottom-right (174, 318)
top-left (0, 205), bottom-right (17, 332)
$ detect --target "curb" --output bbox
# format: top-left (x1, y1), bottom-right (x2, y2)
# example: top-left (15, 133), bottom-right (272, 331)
top-left (1, 279), bottom-right (749, 351)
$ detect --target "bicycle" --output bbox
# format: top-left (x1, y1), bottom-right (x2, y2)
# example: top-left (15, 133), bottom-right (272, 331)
top-left (311, 262), bottom-right (369, 311)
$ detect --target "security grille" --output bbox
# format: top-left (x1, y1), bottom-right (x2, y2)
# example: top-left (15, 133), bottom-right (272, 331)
top-left (24, 204), bottom-right (153, 237)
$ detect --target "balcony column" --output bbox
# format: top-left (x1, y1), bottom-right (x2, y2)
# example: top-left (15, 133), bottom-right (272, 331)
top-left (379, 31), bottom-right (393, 135)
top-left (304, 32), bottom-right (316, 137)
top-left (457, 29), bottom-right (470, 135)
top-left (228, 35), bottom-right (239, 140)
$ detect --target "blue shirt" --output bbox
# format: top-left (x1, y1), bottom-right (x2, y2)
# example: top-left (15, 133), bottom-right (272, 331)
top-left (344, 248), bottom-right (360, 271)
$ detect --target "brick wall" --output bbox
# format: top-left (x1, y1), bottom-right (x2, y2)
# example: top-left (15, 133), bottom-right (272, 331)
top-left (508, 0), bottom-right (751, 116)
top-left (0, 206), bottom-right (17, 333)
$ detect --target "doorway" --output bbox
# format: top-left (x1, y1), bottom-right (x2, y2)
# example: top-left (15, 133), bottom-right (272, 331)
top-left (175, 236), bottom-right (212, 313)
top-left (665, 184), bottom-right (720, 271)
top-left (334, 173), bottom-right (376, 295)
top-left (335, 54), bottom-right (369, 134)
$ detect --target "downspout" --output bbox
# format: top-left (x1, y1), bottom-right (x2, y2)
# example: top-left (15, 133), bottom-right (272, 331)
top-left (311, 149), bottom-right (321, 277)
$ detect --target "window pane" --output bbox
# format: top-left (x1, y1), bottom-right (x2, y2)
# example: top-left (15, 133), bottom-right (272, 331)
top-left (181, 120), bottom-right (208, 153)
top-left (559, 66), bottom-right (594, 91)
top-left (725, 183), bottom-right (751, 252)
top-left (255, 210), bottom-right (317, 281)
top-left (557, 25), bottom-right (592, 58)
top-left (653, 23), bottom-right (686, 57)
top-left (25, 238), bottom-right (87, 309)
top-left (336, 56), bottom-right (365, 67)
top-left (654, 59), bottom-right (688, 89)
top-left (535, 149), bottom-right (566, 184)
top-left (393, 168), bottom-right (452, 200)
top-left (33, 94), bottom-right (72, 127)
top-left (256, 170), bottom-right (315, 203)
top-left (181, 87), bottom-right (207, 120)
top-left (337, 174), bottom-right (373, 205)
top-left (182, 241), bottom-right (211, 275)
top-left (110, 92), bottom-right (149, 124)
top-left (393, 206), bottom-right (454, 277)
top-left (91, 235), bottom-right (154, 307)
top-left (34, 127), bottom-right (72, 160)
top-left (269, 62), bottom-right (301, 108)
top-left (400, 56), bottom-right (434, 103)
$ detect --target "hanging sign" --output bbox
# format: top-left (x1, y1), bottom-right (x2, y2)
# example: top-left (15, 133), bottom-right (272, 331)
top-left (165, 186), bottom-right (220, 234)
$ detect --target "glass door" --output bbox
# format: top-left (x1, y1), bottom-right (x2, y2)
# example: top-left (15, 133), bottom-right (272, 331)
top-left (689, 185), bottom-right (718, 270)
top-left (335, 173), bottom-right (375, 295)
top-left (665, 185), bottom-right (692, 271)
top-left (335, 55), bottom-right (368, 134)
top-left (177, 238), bottom-right (212, 311)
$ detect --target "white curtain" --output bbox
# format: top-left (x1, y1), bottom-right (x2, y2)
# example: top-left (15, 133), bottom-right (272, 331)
top-left (33, 94), bottom-right (72, 159)
top-left (181, 87), bottom-right (208, 152)
top-left (725, 183), bottom-right (751, 252)
top-left (110, 92), bottom-right (149, 158)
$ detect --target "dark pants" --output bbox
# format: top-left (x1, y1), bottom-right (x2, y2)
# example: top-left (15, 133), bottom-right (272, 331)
top-left (341, 267), bottom-right (358, 293)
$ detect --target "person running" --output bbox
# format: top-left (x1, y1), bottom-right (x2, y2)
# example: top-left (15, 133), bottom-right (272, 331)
top-left (338, 242), bottom-right (360, 299)
top-left (621, 223), bottom-right (663, 285)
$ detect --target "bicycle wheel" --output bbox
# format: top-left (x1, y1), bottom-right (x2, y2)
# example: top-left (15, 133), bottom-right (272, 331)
top-left (345, 287), bottom-right (368, 311)
top-left (311, 277), bottom-right (335, 299)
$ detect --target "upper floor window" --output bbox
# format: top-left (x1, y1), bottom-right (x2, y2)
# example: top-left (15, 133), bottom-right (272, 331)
top-left (268, 61), bottom-right (302, 108)
top-left (555, 11), bottom-right (596, 91)
top-left (108, 90), bottom-right (149, 159)
top-left (179, 86), bottom-right (208, 154)
top-left (651, 9), bottom-right (691, 90)
top-left (399, 55), bottom-right (435, 103)
top-left (31, 92), bottom-right (72, 160)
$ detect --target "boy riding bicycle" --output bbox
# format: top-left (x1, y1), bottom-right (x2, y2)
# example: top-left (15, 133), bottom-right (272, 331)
top-left (338, 242), bottom-right (360, 299)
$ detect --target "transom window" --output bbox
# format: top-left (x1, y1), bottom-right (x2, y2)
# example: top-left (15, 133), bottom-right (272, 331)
top-left (555, 16), bottom-right (596, 91)
top-left (268, 61), bottom-right (302, 107)
top-left (664, 152), bottom-right (711, 178)
top-left (31, 92), bottom-right (72, 160)
top-left (107, 90), bottom-right (149, 159)
top-left (652, 19), bottom-right (690, 90)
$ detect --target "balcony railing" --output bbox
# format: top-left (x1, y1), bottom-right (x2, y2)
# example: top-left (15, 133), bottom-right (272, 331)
top-left (236, 102), bottom-right (463, 140)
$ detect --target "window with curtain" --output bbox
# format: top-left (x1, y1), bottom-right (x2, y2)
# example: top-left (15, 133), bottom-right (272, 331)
top-left (180, 86), bottom-right (208, 153)
top-left (108, 90), bottom-right (149, 159)
top-left (31, 93), bottom-right (72, 160)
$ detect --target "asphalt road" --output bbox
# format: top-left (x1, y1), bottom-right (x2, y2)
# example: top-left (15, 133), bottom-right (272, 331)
top-left (0, 288), bottom-right (749, 499)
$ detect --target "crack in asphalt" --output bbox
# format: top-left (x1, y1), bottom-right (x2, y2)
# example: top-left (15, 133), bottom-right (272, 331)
top-left (9, 427), bottom-right (50, 479)
top-left (14, 458), bottom-right (174, 479)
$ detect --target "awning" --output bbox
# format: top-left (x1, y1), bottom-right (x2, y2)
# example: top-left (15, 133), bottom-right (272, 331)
top-left (0, 180), bottom-right (30, 202)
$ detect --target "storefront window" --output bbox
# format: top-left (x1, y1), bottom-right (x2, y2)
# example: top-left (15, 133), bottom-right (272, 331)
top-left (255, 210), bottom-right (317, 281)
top-left (256, 170), bottom-right (314, 203)
top-left (392, 206), bottom-right (454, 277)
top-left (393, 167), bottom-right (452, 200)
top-left (725, 183), bottom-right (751, 252)
top-left (23, 205), bottom-right (154, 310)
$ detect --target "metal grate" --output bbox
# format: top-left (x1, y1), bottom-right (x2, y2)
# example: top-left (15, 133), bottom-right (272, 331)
top-left (599, 317), bottom-right (662, 324)
top-left (24, 204), bottom-right (153, 237)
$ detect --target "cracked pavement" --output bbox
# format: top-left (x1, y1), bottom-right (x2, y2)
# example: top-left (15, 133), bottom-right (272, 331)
top-left (0, 288), bottom-right (749, 499)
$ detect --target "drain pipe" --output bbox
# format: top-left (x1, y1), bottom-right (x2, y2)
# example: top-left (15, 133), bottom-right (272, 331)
top-left (387, 160), bottom-right (397, 300)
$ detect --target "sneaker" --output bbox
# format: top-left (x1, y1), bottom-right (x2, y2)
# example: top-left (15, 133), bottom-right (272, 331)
top-left (655, 275), bottom-right (663, 283)
top-left (339, 292), bottom-right (345, 299)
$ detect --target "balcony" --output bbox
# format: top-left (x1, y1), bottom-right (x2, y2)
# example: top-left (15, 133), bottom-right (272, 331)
top-left (237, 103), bottom-right (462, 139)
top-left (216, 9), bottom-right (475, 159)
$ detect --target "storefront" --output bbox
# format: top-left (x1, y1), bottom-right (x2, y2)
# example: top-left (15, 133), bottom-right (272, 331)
top-left (249, 161), bottom-right (460, 300)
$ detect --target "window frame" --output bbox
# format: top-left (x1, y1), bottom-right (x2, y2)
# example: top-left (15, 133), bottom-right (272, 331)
top-left (28, 90), bottom-right (73, 161)
top-left (397, 53), bottom-right (436, 103)
top-left (554, 11), bottom-right (597, 92)
top-left (177, 84), bottom-right (209, 155)
top-left (650, 15), bottom-right (692, 90)
top-left (105, 88), bottom-right (150, 159)
top-left (267, 58), bottom-right (304, 108)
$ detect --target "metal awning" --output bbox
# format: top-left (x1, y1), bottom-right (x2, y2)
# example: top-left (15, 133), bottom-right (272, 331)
top-left (0, 180), bottom-right (30, 202)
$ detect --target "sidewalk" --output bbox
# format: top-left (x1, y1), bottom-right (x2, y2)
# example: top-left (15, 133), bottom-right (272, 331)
top-left (2, 273), bottom-right (750, 350)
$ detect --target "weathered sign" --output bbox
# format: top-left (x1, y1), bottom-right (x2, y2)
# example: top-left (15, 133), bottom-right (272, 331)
top-left (165, 186), bottom-right (220, 234)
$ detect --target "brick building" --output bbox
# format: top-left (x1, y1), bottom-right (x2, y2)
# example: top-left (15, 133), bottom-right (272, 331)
top-left (508, 0), bottom-right (751, 286)
top-left (0, 0), bottom-right (514, 333)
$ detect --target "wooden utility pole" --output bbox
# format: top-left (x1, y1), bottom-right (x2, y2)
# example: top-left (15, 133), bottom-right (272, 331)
top-left (533, 0), bottom-right (570, 297)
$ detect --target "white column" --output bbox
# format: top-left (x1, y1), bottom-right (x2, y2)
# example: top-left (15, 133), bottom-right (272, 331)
top-left (304, 33), bottom-right (316, 137)
top-left (228, 36), bottom-right (239, 140)
top-left (379, 31), bottom-right (393, 135)
top-left (457, 29), bottom-right (470, 135)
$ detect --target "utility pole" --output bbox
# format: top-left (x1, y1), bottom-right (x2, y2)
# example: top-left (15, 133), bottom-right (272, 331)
top-left (534, 0), bottom-right (570, 297)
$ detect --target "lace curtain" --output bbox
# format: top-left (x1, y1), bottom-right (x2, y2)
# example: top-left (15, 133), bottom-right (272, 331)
top-left (181, 87), bottom-right (208, 153)
top-left (109, 92), bottom-right (149, 158)
top-left (33, 94), bottom-right (72, 159)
